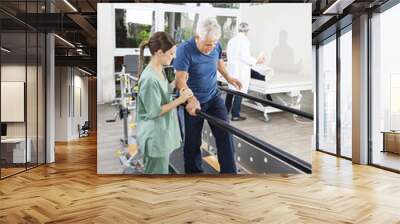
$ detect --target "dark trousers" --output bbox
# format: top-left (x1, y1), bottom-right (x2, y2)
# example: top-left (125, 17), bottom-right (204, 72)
top-left (250, 69), bottom-right (273, 101)
top-left (225, 94), bottom-right (242, 118)
top-left (183, 95), bottom-right (237, 174)
top-left (251, 69), bottom-right (265, 81)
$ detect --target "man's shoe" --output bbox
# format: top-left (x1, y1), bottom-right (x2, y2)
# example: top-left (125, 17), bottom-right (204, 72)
top-left (231, 116), bottom-right (247, 121)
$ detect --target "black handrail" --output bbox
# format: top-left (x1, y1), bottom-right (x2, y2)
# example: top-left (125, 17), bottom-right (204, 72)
top-left (218, 86), bottom-right (314, 120)
top-left (196, 109), bottom-right (312, 174)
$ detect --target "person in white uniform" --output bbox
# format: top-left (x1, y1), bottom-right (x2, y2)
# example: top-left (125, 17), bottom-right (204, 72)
top-left (225, 22), bottom-right (265, 121)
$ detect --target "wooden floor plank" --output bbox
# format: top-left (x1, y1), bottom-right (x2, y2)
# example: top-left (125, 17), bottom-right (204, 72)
top-left (0, 134), bottom-right (399, 223)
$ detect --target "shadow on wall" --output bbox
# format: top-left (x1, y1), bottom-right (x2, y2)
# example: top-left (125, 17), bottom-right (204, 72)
top-left (270, 30), bottom-right (303, 74)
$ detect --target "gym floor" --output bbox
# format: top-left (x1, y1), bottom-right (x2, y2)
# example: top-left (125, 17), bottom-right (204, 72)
top-left (97, 100), bottom-right (313, 174)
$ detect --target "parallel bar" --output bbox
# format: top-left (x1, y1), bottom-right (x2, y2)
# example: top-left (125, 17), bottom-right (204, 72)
top-left (218, 86), bottom-right (314, 120)
top-left (196, 110), bottom-right (312, 174)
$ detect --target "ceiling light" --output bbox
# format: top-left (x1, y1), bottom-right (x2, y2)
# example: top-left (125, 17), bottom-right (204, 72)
top-left (322, 0), bottom-right (353, 15)
top-left (78, 67), bottom-right (92, 76)
top-left (54, 34), bottom-right (75, 48)
top-left (323, 0), bottom-right (342, 14)
top-left (1, 47), bottom-right (11, 53)
top-left (63, 0), bottom-right (78, 12)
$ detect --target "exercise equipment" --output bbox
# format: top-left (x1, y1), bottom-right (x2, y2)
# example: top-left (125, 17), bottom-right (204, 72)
top-left (107, 66), bottom-right (143, 174)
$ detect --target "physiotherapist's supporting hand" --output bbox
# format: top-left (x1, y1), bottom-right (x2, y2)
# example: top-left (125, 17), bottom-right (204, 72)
top-left (227, 76), bottom-right (242, 91)
top-left (177, 88), bottom-right (193, 104)
top-left (186, 97), bottom-right (201, 116)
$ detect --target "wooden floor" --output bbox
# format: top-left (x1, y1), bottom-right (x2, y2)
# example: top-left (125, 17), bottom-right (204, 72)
top-left (372, 151), bottom-right (400, 171)
top-left (1, 135), bottom-right (400, 223)
top-left (0, 167), bottom-right (26, 178)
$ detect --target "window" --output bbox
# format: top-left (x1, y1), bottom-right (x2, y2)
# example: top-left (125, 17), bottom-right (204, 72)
top-left (164, 12), bottom-right (237, 49)
top-left (164, 12), bottom-right (198, 44)
top-left (340, 29), bottom-right (352, 158)
top-left (0, 2), bottom-right (46, 179)
top-left (115, 8), bottom-right (155, 48)
top-left (317, 36), bottom-right (337, 154)
top-left (215, 16), bottom-right (237, 50)
top-left (371, 3), bottom-right (400, 171)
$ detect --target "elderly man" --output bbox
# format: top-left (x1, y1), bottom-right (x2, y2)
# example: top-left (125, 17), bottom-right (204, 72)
top-left (174, 18), bottom-right (242, 174)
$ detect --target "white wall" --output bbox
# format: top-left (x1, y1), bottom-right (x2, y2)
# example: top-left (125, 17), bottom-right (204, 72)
top-left (1, 64), bottom-right (26, 81)
top-left (1, 65), bottom-right (26, 125)
top-left (72, 73), bottom-right (89, 138)
top-left (97, 3), bottom-right (115, 104)
top-left (55, 66), bottom-right (69, 141)
top-left (55, 67), bottom-right (89, 141)
top-left (241, 3), bottom-right (312, 77)
top-left (1, 82), bottom-right (25, 122)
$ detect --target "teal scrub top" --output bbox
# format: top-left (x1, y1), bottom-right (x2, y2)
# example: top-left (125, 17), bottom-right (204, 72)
top-left (136, 65), bottom-right (182, 158)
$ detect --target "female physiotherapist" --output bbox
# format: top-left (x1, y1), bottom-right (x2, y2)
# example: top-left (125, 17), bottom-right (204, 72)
top-left (136, 32), bottom-right (193, 174)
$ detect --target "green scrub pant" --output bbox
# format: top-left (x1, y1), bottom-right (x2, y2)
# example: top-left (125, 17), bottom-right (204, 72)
top-left (143, 155), bottom-right (169, 174)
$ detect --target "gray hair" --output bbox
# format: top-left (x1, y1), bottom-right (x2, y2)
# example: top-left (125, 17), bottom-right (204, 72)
top-left (196, 18), bottom-right (221, 41)
top-left (238, 22), bottom-right (249, 33)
